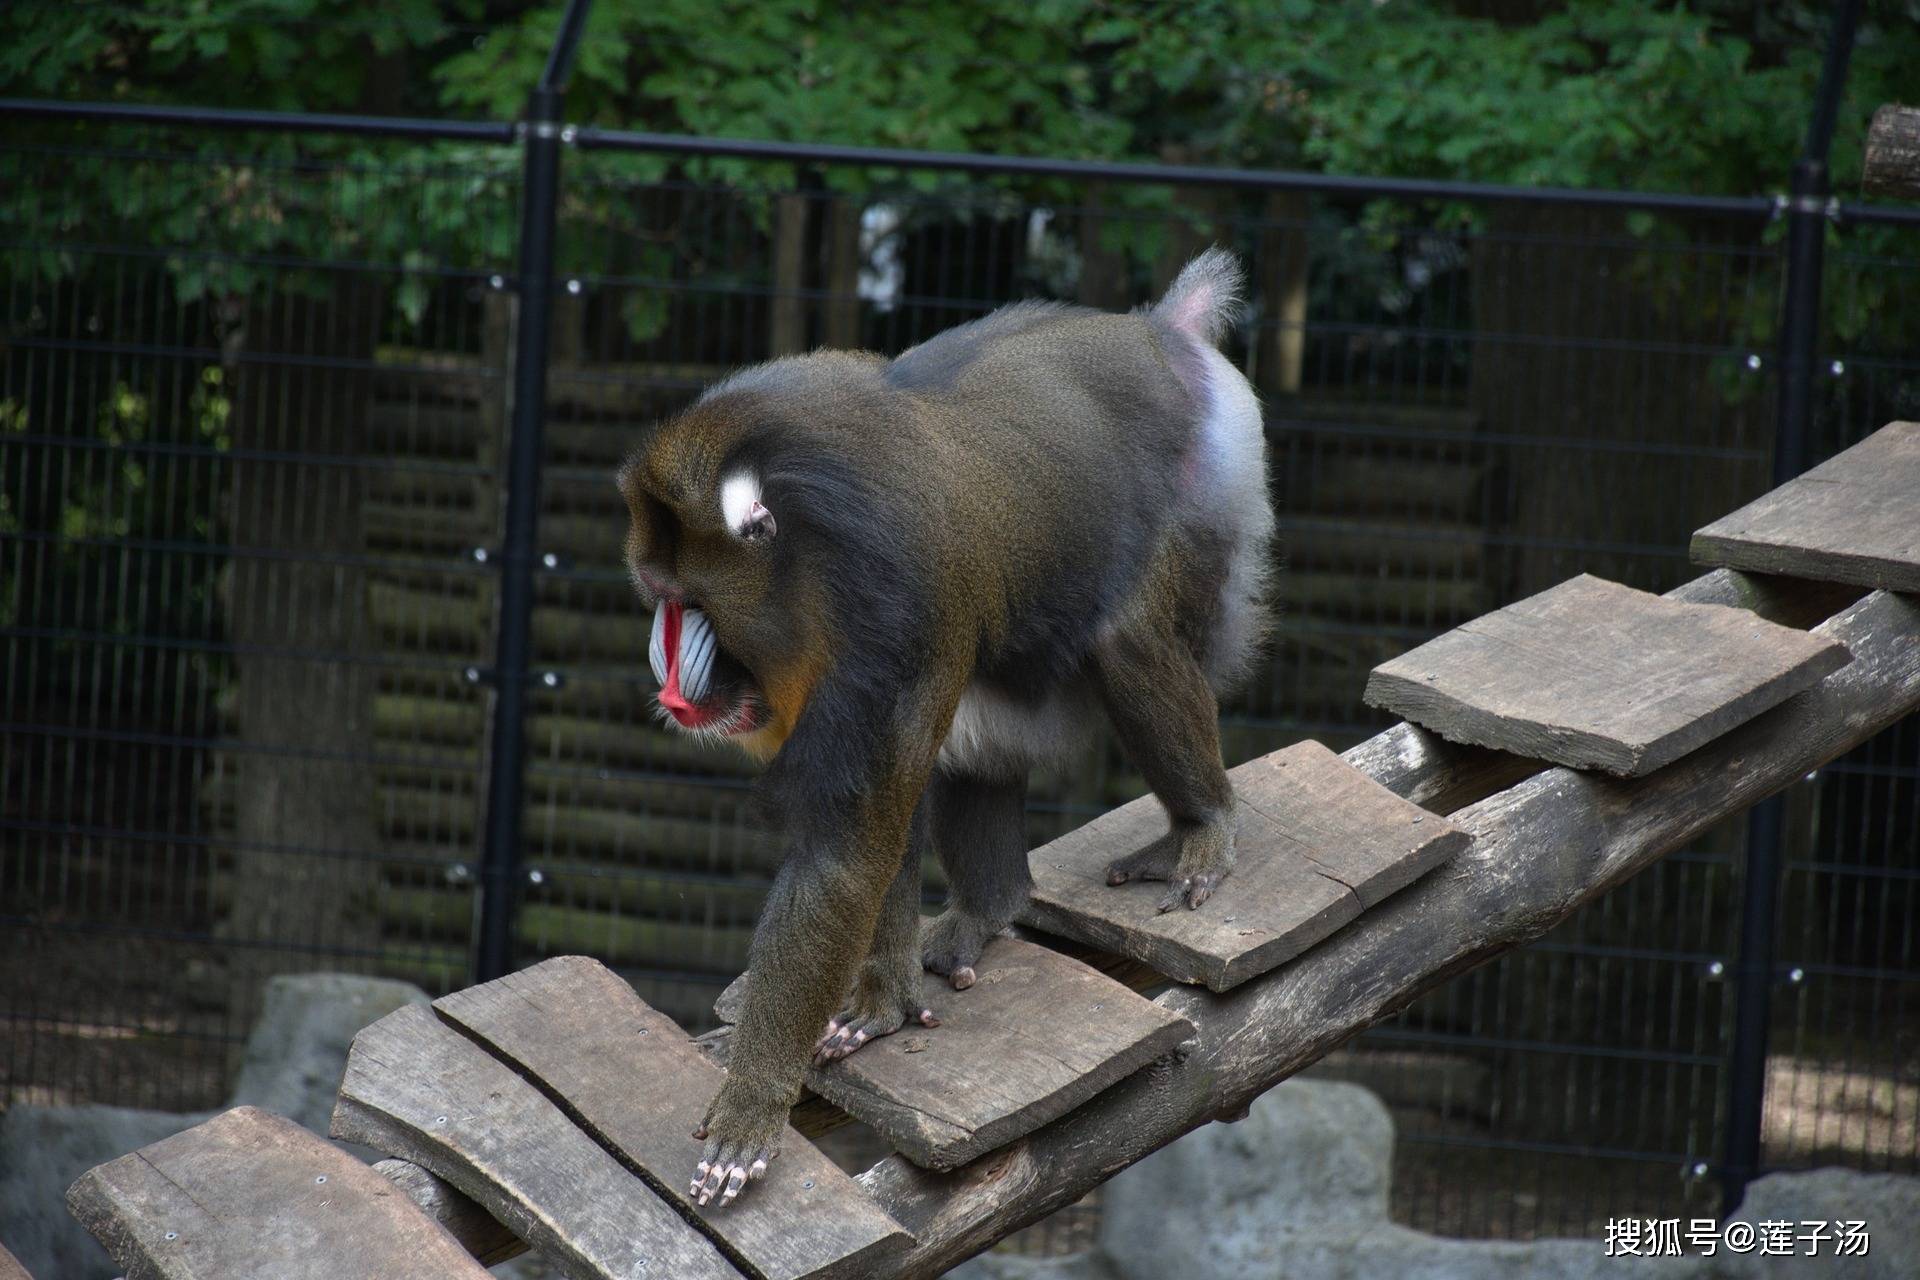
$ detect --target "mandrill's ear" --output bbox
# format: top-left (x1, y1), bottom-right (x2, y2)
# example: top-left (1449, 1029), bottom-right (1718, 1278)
top-left (720, 470), bottom-right (777, 543)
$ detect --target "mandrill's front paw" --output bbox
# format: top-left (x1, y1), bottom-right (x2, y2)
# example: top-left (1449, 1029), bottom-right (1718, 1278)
top-left (690, 1081), bottom-right (786, 1208)
top-left (1105, 817), bottom-right (1236, 912)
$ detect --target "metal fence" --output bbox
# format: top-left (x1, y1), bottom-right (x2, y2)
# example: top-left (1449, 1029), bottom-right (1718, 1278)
top-left (4, 30), bottom-right (1920, 1259)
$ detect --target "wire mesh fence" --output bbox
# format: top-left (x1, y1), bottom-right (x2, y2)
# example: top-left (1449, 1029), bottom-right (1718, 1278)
top-left (2, 115), bottom-right (1916, 1258)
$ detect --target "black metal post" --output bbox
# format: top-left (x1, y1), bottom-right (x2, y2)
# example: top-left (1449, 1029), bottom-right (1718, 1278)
top-left (1719, 0), bottom-right (1859, 1217)
top-left (474, 0), bottom-right (593, 984)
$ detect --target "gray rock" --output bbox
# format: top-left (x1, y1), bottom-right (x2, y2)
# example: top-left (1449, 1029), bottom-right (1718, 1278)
top-left (231, 972), bottom-right (429, 1132)
top-left (950, 1080), bottom-right (1916, 1280)
top-left (0, 1104), bottom-right (218, 1280)
top-left (945, 1251), bottom-right (1119, 1280)
top-left (1728, 1166), bottom-right (1920, 1280)
top-left (0, 972), bottom-right (429, 1280)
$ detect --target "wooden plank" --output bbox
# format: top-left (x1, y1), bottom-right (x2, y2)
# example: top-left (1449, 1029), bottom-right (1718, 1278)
top-left (1692, 421), bottom-right (1920, 594)
top-left (714, 938), bottom-right (1192, 1171)
top-left (1018, 741), bottom-right (1471, 992)
top-left (1364, 574), bottom-right (1851, 777)
top-left (64, 1106), bottom-right (489, 1280)
top-left (373, 1159), bottom-right (526, 1267)
top-left (0, 1240), bottom-right (33, 1280)
top-left (435, 957), bottom-right (910, 1280)
top-left (331, 1004), bottom-right (741, 1280)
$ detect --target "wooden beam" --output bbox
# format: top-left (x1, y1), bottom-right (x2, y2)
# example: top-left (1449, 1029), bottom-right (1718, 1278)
top-left (67, 1107), bottom-right (492, 1280)
top-left (852, 585), bottom-right (1920, 1278)
top-left (1345, 567), bottom-right (1863, 815)
top-left (374, 1159), bottom-right (526, 1267)
top-left (1020, 742), bottom-right (1472, 991)
top-left (332, 1004), bottom-right (743, 1280)
top-left (714, 938), bottom-right (1192, 1170)
top-left (1365, 574), bottom-right (1850, 777)
top-left (1864, 104), bottom-right (1920, 200)
top-left (1693, 421), bottom-right (1920, 594)
top-left (436, 957), bottom-right (912, 1280)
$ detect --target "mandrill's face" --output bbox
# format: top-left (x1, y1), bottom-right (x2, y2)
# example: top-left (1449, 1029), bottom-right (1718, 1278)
top-left (615, 402), bottom-right (827, 761)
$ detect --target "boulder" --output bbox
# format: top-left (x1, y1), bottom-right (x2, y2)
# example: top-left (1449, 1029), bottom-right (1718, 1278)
top-left (1728, 1166), bottom-right (1920, 1280)
top-left (0, 972), bottom-right (428, 1280)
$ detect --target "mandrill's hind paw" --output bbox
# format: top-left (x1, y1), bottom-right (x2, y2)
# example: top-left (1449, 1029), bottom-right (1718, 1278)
top-left (920, 909), bottom-right (1003, 991)
top-left (691, 1084), bottom-right (785, 1208)
top-left (1105, 820), bottom-right (1235, 913)
top-left (813, 996), bottom-right (939, 1065)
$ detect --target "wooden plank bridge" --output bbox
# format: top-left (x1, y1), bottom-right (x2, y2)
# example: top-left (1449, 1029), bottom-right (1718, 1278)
top-left (56, 421), bottom-right (1920, 1279)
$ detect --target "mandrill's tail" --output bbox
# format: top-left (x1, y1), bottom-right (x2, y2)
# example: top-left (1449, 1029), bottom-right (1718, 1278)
top-left (1148, 247), bottom-right (1246, 350)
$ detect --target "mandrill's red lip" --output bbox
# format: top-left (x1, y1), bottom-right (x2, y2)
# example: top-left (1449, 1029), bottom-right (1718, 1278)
top-left (653, 599), bottom-right (758, 734)
top-left (658, 693), bottom-right (761, 735)
top-left (664, 699), bottom-right (721, 729)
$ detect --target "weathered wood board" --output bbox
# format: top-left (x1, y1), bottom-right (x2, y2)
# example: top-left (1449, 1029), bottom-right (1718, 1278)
top-left (374, 1159), bottom-right (526, 1266)
top-left (435, 957), bottom-right (910, 1280)
top-left (64, 1106), bottom-right (490, 1280)
top-left (714, 937), bottom-right (1192, 1170)
top-left (0, 1240), bottom-right (29, 1280)
top-left (1364, 574), bottom-right (1851, 777)
top-left (1018, 740), bottom-right (1472, 992)
top-left (332, 1004), bottom-right (741, 1280)
top-left (1692, 421), bottom-right (1920, 593)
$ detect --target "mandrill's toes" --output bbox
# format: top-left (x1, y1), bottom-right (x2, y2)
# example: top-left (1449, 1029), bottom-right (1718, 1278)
top-left (949, 966), bottom-right (976, 991)
top-left (1155, 872), bottom-right (1225, 913)
top-left (1185, 873), bottom-right (1221, 909)
top-left (917, 1007), bottom-right (941, 1027)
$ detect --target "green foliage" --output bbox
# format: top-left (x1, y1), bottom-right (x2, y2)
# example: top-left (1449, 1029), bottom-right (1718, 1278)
top-left (5, 2), bottom-right (1919, 352)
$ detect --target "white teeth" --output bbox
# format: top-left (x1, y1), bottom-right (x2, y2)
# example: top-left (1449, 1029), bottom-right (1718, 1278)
top-left (648, 601), bottom-right (717, 705)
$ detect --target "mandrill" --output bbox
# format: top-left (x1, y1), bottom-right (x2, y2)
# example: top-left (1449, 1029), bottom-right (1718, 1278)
top-left (617, 248), bottom-right (1274, 1207)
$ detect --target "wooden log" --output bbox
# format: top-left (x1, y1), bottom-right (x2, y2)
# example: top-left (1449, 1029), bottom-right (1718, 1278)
top-left (853, 586), bottom-right (1920, 1278)
top-left (332, 1004), bottom-right (742, 1280)
top-left (712, 937), bottom-right (1193, 1171)
top-left (373, 1158), bottom-right (526, 1266)
top-left (770, 193), bottom-right (811, 357)
top-left (1020, 742), bottom-right (1472, 991)
top-left (1258, 190), bottom-right (1310, 395)
top-left (823, 195), bottom-right (864, 349)
top-left (1365, 574), bottom-right (1850, 777)
top-left (1692, 421), bottom-right (1920, 593)
top-left (66, 1106), bottom-right (491, 1280)
top-left (1864, 104), bottom-right (1920, 200)
top-left (436, 957), bottom-right (911, 1280)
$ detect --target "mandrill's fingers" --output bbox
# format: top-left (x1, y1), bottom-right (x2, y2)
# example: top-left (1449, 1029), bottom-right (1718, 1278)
top-left (917, 1008), bottom-right (941, 1027)
top-left (721, 1165), bottom-right (748, 1206)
